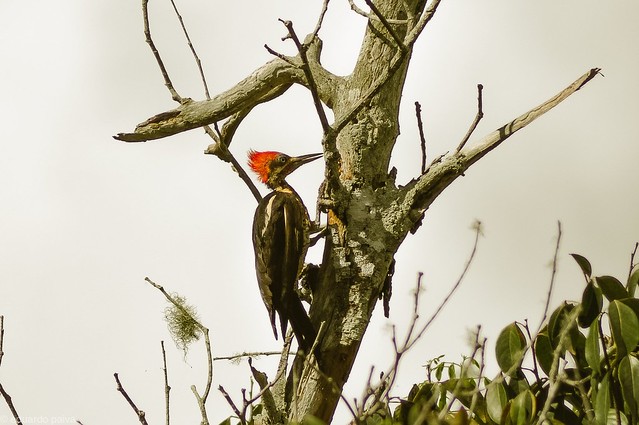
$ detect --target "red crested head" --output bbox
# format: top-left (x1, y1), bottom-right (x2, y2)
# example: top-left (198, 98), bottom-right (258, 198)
top-left (248, 150), bottom-right (281, 184)
top-left (248, 150), bottom-right (323, 189)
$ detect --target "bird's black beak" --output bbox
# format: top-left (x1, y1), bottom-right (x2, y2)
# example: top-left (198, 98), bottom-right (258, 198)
top-left (286, 152), bottom-right (323, 174)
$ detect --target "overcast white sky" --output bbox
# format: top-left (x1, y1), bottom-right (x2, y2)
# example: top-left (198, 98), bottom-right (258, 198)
top-left (1, 0), bottom-right (638, 423)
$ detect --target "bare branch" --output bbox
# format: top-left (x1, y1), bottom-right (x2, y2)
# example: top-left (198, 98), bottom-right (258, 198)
top-left (204, 140), bottom-right (263, 203)
top-left (213, 350), bottom-right (292, 362)
top-left (628, 242), bottom-right (638, 281)
top-left (218, 334), bottom-right (292, 425)
top-left (161, 341), bottom-right (171, 425)
top-left (405, 220), bottom-right (482, 352)
top-left (248, 359), bottom-right (280, 422)
top-left (538, 221), bottom-right (562, 331)
top-left (462, 68), bottom-right (601, 165)
top-left (347, 0), bottom-right (409, 24)
top-left (219, 385), bottom-right (243, 422)
top-left (114, 373), bottom-right (149, 425)
top-left (329, 0), bottom-right (442, 142)
top-left (0, 317), bottom-right (23, 425)
top-left (168, 0), bottom-right (211, 99)
top-left (405, 0), bottom-right (443, 48)
top-left (272, 331), bottom-right (294, 410)
top-left (279, 19), bottom-right (331, 134)
top-left (191, 384), bottom-right (211, 425)
top-left (0, 316), bottom-right (4, 367)
top-left (402, 68), bottom-right (602, 216)
top-left (263, 44), bottom-right (297, 66)
top-left (0, 383), bottom-right (23, 425)
top-left (144, 277), bottom-right (213, 423)
top-left (142, 0), bottom-right (182, 103)
top-left (114, 59), bottom-right (302, 142)
top-left (455, 83), bottom-right (484, 152)
top-left (311, 0), bottom-right (331, 38)
top-left (414, 101), bottom-right (427, 173)
top-left (364, 0), bottom-right (407, 52)
top-left (358, 224), bottom-right (481, 423)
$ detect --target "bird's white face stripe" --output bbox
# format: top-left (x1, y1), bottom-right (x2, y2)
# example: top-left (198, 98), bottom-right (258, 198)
top-left (261, 196), bottom-right (278, 237)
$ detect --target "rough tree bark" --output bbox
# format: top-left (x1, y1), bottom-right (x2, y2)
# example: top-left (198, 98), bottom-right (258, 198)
top-left (115, 0), bottom-right (599, 422)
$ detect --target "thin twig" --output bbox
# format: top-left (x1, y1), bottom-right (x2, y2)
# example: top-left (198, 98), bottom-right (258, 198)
top-left (143, 0), bottom-right (261, 207)
top-left (363, 0), bottom-right (407, 51)
top-left (326, 2), bottom-right (443, 148)
top-left (311, 0), bottom-right (331, 38)
top-left (168, 0), bottom-right (211, 99)
top-left (438, 330), bottom-right (483, 421)
top-left (329, 0), bottom-right (440, 141)
top-left (537, 221), bottom-right (562, 333)
top-left (219, 385), bottom-right (243, 421)
top-left (142, 0), bottom-right (182, 102)
top-left (414, 101), bottom-right (427, 173)
top-left (406, 220), bottom-right (482, 351)
top-left (0, 317), bottom-right (22, 425)
top-left (523, 319), bottom-right (541, 382)
top-left (0, 383), bottom-right (22, 425)
top-left (144, 277), bottom-right (213, 424)
top-left (535, 307), bottom-right (581, 425)
top-left (628, 242), bottom-right (638, 281)
top-left (248, 359), bottom-right (280, 423)
top-left (161, 341), bottom-right (171, 425)
top-left (347, 0), bottom-right (409, 24)
top-left (456, 84), bottom-right (484, 152)
top-left (144, 0), bottom-right (260, 204)
top-left (359, 223), bottom-right (482, 422)
top-left (279, 19), bottom-right (331, 134)
top-left (0, 316), bottom-right (4, 367)
top-left (598, 317), bottom-right (622, 425)
top-left (468, 334), bottom-right (487, 419)
top-left (213, 351), bottom-right (292, 362)
top-left (114, 373), bottom-right (149, 425)
top-left (203, 132), bottom-right (262, 203)
top-left (220, 349), bottom-right (291, 425)
top-left (569, 357), bottom-right (595, 423)
top-left (263, 44), bottom-right (297, 65)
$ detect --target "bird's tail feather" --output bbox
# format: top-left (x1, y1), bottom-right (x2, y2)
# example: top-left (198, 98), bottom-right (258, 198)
top-left (286, 295), bottom-right (316, 355)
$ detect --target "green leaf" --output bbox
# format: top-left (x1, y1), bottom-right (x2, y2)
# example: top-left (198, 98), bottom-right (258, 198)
top-left (618, 355), bottom-right (639, 421)
top-left (548, 302), bottom-right (575, 349)
top-left (595, 275), bottom-right (628, 302)
top-left (594, 373), bottom-right (610, 425)
top-left (495, 322), bottom-right (526, 375)
top-left (628, 264), bottom-right (639, 297)
top-left (448, 363), bottom-right (456, 379)
top-left (435, 362), bottom-right (445, 381)
top-left (534, 331), bottom-right (553, 376)
top-left (609, 300), bottom-right (639, 357)
top-left (486, 381), bottom-right (508, 423)
top-left (578, 280), bottom-right (603, 328)
top-left (620, 298), bottom-right (639, 320)
top-left (585, 317), bottom-right (602, 376)
top-left (570, 253), bottom-right (592, 278)
top-left (509, 390), bottom-right (536, 425)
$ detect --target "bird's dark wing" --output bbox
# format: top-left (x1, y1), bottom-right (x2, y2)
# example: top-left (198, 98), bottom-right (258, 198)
top-left (252, 190), bottom-right (316, 351)
top-left (252, 191), bottom-right (304, 338)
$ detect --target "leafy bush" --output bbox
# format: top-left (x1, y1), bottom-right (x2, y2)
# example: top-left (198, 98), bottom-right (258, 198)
top-left (393, 253), bottom-right (639, 425)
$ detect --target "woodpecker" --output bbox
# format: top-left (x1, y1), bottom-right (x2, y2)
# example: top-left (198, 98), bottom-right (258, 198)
top-left (248, 150), bottom-right (322, 353)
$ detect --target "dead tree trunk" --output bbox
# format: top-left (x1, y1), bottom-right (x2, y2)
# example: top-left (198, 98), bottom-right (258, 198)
top-left (115, 0), bottom-right (600, 422)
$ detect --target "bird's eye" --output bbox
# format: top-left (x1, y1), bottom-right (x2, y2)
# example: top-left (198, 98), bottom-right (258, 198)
top-left (277, 156), bottom-right (287, 163)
